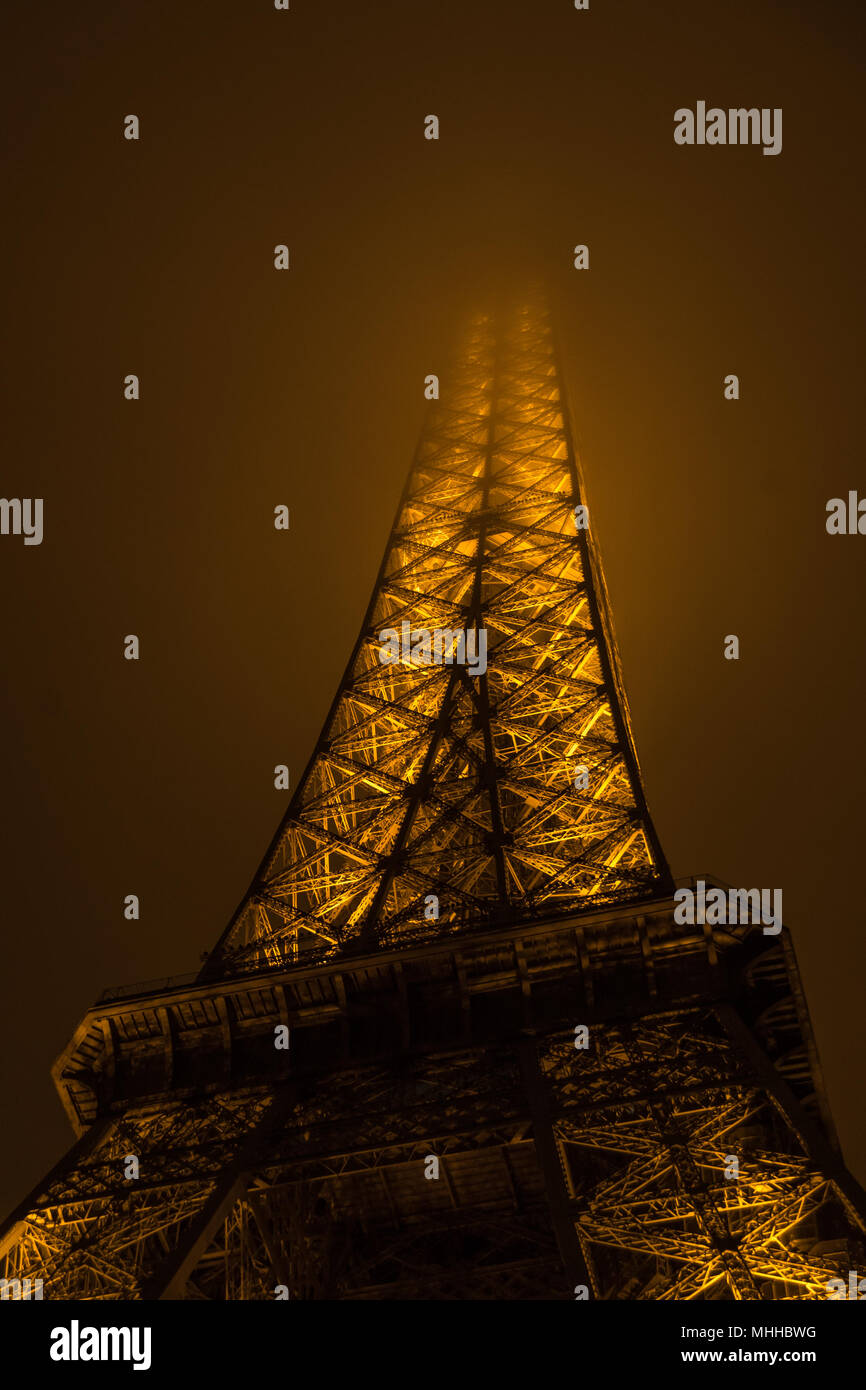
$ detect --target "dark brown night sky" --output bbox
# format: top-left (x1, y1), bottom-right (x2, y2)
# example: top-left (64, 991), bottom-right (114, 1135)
top-left (1, 0), bottom-right (864, 1217)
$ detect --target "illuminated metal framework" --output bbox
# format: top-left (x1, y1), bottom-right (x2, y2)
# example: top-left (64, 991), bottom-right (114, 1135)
top-left (1, 300), bottom-right (864, 1301)
top-left (208, 302), bottom-right (670, 971)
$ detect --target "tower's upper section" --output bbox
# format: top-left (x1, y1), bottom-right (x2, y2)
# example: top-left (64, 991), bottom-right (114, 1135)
top-left (206, 297), bottom-right (670, 977)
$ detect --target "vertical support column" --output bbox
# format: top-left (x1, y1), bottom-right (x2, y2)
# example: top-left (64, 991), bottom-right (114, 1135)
top-left (140, 1085), bottom-right (298, 1300)
top-left (517, 1034), bottom-right (590, 1295)
top-left (472, 304), bottom-right (509, 905)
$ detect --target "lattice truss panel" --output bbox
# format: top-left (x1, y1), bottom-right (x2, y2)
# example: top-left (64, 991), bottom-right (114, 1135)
top-left (211, 1049), bottom-right (564, 1302)
top-left (0, 1093), bottom-right (271, 1300)
top-left (544, 1012), bottom-right (866, 1301)
top-left (216, 303), bottom-right (667, 972)
top-left (4, 1010), bottom-right (862, 1301)
top-left (0, 1045), bottom-right (564, 1300)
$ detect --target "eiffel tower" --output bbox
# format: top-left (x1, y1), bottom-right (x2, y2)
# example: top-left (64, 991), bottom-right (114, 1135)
top-left (2, 296), bottom-right (864, 1301)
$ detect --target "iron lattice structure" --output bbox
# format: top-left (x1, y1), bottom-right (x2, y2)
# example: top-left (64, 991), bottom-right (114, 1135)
top-left (206, 300), bottom-right (670, 972)
top-left (2, 298), bottom-right (865, 1301)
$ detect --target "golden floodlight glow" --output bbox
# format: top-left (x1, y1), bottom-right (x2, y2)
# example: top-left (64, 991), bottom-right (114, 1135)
top-left (208, 299), bottom-right (670, 974)
top-left (3, 298), bottom-right (861, 1303)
